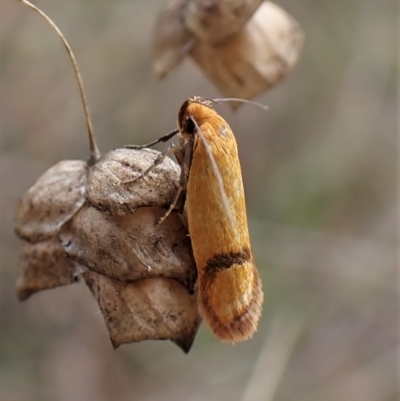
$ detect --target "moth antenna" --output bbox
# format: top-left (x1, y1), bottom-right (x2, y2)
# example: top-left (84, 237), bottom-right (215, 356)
top-left (189, 116), bottom-right (236, 229)
top-left (125, 129), bottom-right (179, 149)
top-left (19, 0), bottom-right (100, 165)
top-left (212, 98), bottom-right (269, 111)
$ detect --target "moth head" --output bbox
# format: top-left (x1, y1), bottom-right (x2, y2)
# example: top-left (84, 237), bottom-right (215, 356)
top-left (177, 96), bottom-right (216, 137)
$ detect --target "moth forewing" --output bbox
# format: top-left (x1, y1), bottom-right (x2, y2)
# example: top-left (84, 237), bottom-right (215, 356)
top-left (189, 116), bottom-right (236, 229)
top-left (178, 97), bottom-right (263, 342)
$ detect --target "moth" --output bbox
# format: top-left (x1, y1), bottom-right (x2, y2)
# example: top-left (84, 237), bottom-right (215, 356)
top-left (128, 96), bottom-right (263, 342)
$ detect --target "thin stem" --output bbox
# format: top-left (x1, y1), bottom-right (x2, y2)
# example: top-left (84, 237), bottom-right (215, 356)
top-left (241, 310), bottom-right (304, 401)
top-left (20, 0), bottom-right (100, 165)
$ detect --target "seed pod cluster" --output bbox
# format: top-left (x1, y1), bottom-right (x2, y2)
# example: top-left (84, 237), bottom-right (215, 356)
top-left (14, 148), bottom-right (201, 353)
top-left (153, 0), bottom-right (304, 102)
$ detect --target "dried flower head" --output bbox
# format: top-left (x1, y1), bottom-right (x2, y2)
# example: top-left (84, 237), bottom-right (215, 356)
top-left (15, 149), bottom-right (200, 353)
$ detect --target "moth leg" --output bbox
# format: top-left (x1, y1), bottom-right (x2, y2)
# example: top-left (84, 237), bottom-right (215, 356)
top-left (122, 145), bottom-right (173, 185)
top-left (158, 140), bottom-right (193, 224)
top-left (179, 140), bottom-right (193, 188)
top-left (158, 185), bottom-right (185, 225)
top-left (125, 129), bottom-right (179, 149)
top-left (171, 143), bottom-right (184, 166)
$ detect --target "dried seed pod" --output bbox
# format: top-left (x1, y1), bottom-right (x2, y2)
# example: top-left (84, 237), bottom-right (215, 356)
top-left (152, 0), bottom-right (304, 102)
top-left (183, 0), bottom-right (263, 45)
top-left (14, 149), bottom-right (199, 350)
top-left (84, 272), bottom-right (201, 353)
top-left (152, 0), bottom-right (195, 78)
top-left (15, 160), bottom-right (87, 243)
top-left (60, 205), bottom-right (196, 290)
top-left (16, 236), bottom-right (79, 301)
top-left (86, 148), bottom-right (180, 215)
top-left (189, 2), bottom-right (304, 101)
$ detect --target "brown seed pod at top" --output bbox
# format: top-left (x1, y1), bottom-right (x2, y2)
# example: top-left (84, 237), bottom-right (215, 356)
top-left (183, 0), bottom-right (263, 45)
top-left (152, 0), bottom-right (304, 103)
top-left (190, 2), bottom-right (304, 102)
top-left (152, 0), bottom-right (196, 78)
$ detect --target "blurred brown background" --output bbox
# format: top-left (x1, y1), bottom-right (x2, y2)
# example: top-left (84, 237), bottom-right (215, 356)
top-left (0, 1), bottom-right (397, 400)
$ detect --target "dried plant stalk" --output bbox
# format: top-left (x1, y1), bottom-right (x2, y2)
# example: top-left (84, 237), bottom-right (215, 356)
top-left (19, 0), bottom-right (100, 163)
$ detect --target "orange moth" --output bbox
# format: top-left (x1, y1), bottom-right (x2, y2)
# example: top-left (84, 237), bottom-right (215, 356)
top-left (128, 96), bottom-right (263, 342)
